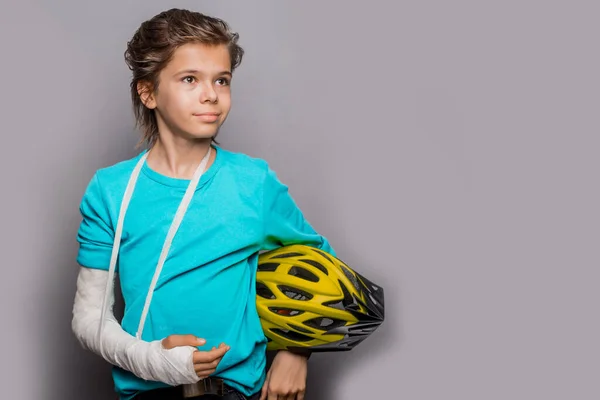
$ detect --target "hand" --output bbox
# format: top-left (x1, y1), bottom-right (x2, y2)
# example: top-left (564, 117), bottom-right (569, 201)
top-left (260, 350), bottom-right (308, 400)
top-left (162, 334), bottom-right (230, 379)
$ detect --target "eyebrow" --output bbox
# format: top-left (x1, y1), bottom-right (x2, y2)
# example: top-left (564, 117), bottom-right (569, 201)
top-left (175, 69), bottom-right (232, 77)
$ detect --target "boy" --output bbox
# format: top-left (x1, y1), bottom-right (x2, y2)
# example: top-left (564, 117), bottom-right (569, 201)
top-left (71, 8), bottom-right (335, 400)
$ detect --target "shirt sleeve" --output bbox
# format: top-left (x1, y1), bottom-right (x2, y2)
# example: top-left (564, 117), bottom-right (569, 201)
top-left (261, 164), bottom-right (336, 257)
top-left (76, 172), bottom-right (115, 270)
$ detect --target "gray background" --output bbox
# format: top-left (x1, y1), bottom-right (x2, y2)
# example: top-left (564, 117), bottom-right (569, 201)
top-left (1, 0), bottom-right (598, 399)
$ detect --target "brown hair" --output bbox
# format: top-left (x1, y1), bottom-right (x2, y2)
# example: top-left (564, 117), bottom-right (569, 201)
top-left (124, 8), bottom-right (244, 149)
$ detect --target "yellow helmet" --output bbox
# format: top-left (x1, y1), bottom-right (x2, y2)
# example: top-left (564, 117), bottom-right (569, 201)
top-left (256, 244), bottom-right (384, 352)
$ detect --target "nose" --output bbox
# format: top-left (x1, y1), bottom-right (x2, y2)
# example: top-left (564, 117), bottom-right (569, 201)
top-left (200, 82), bottom-right (218, 103)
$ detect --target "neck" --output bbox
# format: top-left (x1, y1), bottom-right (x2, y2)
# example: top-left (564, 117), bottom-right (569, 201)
top-left (146, 135), bottom-right (214, 179)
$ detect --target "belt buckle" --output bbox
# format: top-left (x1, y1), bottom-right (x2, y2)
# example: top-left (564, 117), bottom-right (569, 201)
top-left (182, 378), bottom-right (225, 398)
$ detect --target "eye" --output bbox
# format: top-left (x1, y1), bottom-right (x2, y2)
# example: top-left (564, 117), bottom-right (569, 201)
top-left (216, 77), bottom-right (230, 86)
top-left (182, 76), bottom-right (196, 84)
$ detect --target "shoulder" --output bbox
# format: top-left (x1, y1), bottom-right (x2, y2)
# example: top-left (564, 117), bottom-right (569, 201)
top-left (95, 152), bottom-right (146, 185)
top-left (81, 152), bottom-right (146, 205)
top-left (216, 147), bottom-right (290, 201)
top-left (217, 146), bottom-right (272, 180)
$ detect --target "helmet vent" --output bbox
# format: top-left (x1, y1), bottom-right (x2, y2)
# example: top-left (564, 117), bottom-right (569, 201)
top-left (258, 262), bottom-right (279, 272)
top-left (304, 317), bottom-right (347, 331)
top-left (256, 282), bottom-right (276, 299)
top-left (313, 249), bottom-right (334, 264)
top-left (272, 252), bottom-right (304, 259)
top-left (288, 266), bottom-right (319, 282)
top-left (322, 300), bottom-right (345, 310)
top-left (299, 259), bottom-right (328, 275)
top-left (368, 293), bottom-right (379, 306)
top-left (269, 307), bottom-right (304, 317)
top-left (278, 285), bottom-right (313, 301)
top-left (271, 328), bottom-right (313, 342)
top-left (340, 264), bottom-right (361, 293)
top-left (322, 281), bottom-right (357, 310)
top-left (288, 323), bottom-right (314, 334)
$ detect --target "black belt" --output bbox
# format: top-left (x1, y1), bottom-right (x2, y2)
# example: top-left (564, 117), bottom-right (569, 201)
top-left (135, 377), bottom-right (233, 399)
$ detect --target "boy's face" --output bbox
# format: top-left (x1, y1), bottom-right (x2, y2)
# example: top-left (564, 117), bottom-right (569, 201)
top-left (140, 42), bottom-right (232, 141)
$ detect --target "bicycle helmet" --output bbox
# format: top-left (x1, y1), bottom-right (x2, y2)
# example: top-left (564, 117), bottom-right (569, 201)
top-left (256, 244), bottom-right (384, 352)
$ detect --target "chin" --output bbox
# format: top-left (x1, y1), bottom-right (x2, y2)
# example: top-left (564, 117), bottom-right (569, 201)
top-left (190, 133), bottom-right (216, 140)
top-left (187, 129), bottom-right (219, 140)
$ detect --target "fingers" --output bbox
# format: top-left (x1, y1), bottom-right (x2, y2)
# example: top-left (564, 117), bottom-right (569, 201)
top-left (270, 391), bottom-right (302, 400)
top-left (161, 334), bottom-right (205, 350)
top-left (191, 343), bottom-right (230, 378)
top-left (268, 391), bottom-right (293, 400)
top-left (193, 354), bottom-right (223, 373)
top-left (260, 368), bottom-right (272, 400)
top-left (265, 384), bottom-right (304, 400)
top-left (194, 367), bottom-right (217, 379)
top-left (192, 343), bottom-right (230, 364)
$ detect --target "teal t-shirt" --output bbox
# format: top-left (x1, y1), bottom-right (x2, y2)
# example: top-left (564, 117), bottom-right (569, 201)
top-left (76, 145), bottom-right (335, 400)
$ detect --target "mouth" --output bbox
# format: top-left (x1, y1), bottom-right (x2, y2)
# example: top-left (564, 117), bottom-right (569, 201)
top-left (193, 112), bottom-right (221, 122)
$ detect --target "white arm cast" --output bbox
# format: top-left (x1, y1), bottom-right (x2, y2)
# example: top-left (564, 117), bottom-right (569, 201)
top-left (71, 266), bottom-right (201, 386)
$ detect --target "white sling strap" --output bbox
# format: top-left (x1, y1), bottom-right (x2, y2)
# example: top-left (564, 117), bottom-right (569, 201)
top-left (97, 147), bottom-right (212, 352)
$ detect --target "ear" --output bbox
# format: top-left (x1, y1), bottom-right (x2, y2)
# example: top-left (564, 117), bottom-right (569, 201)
top-left (137, 81), bottom-right (157, 109)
